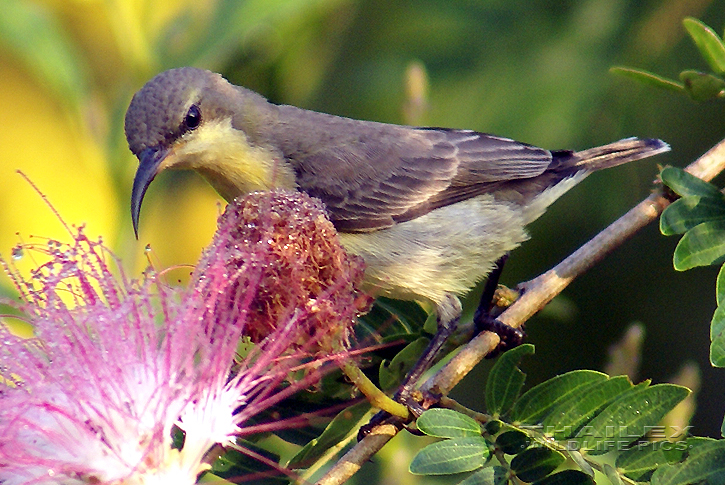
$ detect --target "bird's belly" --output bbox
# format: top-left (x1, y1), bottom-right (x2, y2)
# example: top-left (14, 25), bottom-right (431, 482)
top-left (338, 195), bottom-right (530, 304)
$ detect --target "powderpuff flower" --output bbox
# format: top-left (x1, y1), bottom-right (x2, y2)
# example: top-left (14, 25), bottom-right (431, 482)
top-left (1, 231), bottom-right (218, 484)
top-left (194, 190), bottom-right (369, 353)
top-left (0, 190), bottom-right (361, 484)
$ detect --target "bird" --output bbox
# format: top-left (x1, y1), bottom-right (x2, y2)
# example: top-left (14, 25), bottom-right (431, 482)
top-left (125, 67), bottom-right (669, 419)
top-left (126, 67), bottom-right (669, 310)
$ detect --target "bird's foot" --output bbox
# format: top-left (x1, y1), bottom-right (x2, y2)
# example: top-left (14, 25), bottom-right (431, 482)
top-left (472, 253), bottom-right (525, 356)
top-left (474, 311), bottom-right (525, 358)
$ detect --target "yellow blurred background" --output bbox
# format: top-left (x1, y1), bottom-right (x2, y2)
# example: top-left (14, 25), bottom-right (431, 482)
top-left (0, 0), bottom-right (239, 290)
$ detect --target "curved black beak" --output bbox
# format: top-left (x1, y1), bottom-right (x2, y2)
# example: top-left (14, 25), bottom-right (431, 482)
top-left (131, 146), bottom-right (169, 238)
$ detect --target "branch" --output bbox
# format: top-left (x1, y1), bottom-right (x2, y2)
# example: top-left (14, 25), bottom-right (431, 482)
top-left (315, 137), bottom-right (725, 485)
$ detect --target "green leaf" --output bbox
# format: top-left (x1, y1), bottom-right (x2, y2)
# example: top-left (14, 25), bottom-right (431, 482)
top-left (423, 310), bottom-right (439, 335)
top-left (673, 220), bottom-right (725, 270)
top-left (457, 466), bottom-right (509, 485)
top-left (680, 436), bottom-right (718, 456)
top-left (660, 167), bottom-right (722, 198)
top-left (710, 303), bottom-right (725, 367)
top-left (379, 337), bottom-right (429, 390)
top-left (616, 442), bottom-right (675, 481)
top-left (660, 196), bottom-right (725, 236)
top-left (356, 297), bottom-right (428, 340)
top-left (409, 436), bottom-right (489, 475)
top-left (485, 344), bottom-right (535, 417)
top-left (496, 430), bottom-right (531, 455)
top-left (652, 440), bottom-right (725, 485)
top-left (610, 66), bottom-right (684, 92)
top-left (198, 472), bottom-right (237, 483)
top-left (569, 450), bottom-right (594, 477)
top-left (165, 0), bottom-right (321, 67)
top-left (716, 263), bottom-right (725, 306)
top-left (287, 401), bottom-right (370, 468)
top-left (210, 442), bottom-right (285, 484)
top-left (532, 469), bottom-right (595, 485)
top-left (571, 384), bottom-right (690, 453)
top-left (485, 420), bottom-right (502, 435)
top-left (680, 70), bottom-right (725, 101)
top-left (416, 409), bottom-right (482, 439)
top-left (602, 464), bottom-right (624, 485)
top-left (542, 376), bottom-right (633, 440)
top-left (510, 446), bottom-right (566, 482)
top-left (713, 266), bottom-right (725, 367)
top-left (684, 17), bottom-right (725, 75)
top-left (509, 370), bottom-right (609, 424)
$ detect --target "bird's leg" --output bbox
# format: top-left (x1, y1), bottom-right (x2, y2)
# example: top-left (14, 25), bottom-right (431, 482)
top-left (394, 294), bottom-right (462, 406)
top-left (474, 254), bottom-right (525, 353)
top-left (476, 254), bottom-right (509, 320)
top-left (392, 255), bottom-right (522, 407)
top-left (358, 295), bottom-right (462, 438)
top-left (360, 257), bottom-right (524, 437)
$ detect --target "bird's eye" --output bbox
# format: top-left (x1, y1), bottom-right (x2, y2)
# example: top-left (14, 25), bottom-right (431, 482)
top-left (184, 105), bottom-right (202, 130)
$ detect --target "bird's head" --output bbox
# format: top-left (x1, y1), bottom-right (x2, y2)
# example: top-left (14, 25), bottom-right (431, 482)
top-left (125, 67), bottom-right (287, 237)
top-left (125, 68), bottom-right (216, 235)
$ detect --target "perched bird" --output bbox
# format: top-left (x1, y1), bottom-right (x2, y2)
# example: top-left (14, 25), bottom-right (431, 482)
top-left (126, 67), bottom-right (668, 309)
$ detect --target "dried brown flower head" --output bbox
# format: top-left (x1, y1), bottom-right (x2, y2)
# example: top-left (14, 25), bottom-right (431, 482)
top-left (192, 190), bottom-right (369, 353)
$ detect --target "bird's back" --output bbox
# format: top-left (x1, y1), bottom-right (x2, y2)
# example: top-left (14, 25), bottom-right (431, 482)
top-left (268, 105), bottom-right (571, 232)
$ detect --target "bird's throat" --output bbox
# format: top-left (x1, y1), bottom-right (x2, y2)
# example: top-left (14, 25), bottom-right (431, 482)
top-left (170, 118), bottom-right (296, 201)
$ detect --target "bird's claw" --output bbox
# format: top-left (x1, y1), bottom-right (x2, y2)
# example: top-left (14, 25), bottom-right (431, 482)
top-left (475, 312), bottom-right (525, 358)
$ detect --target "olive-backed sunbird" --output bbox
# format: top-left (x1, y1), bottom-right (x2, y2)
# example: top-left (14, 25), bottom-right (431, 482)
top-left (126, 67), bottom-right (668, 309)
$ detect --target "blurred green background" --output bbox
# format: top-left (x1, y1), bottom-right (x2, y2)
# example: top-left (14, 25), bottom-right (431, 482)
top-left (1, 0), bottom-right (724, 478)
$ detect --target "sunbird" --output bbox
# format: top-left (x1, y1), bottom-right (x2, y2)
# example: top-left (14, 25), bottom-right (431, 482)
top-left (125, 67), bottom-right (668, 416)
top-left (126, 67), bottom-right (667, 306)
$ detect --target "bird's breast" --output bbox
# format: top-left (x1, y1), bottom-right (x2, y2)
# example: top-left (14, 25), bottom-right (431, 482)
top-left (337, 195), bottom-right (530, 304)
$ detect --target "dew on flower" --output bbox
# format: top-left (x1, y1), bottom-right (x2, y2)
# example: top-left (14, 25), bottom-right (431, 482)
top-left (193, 190), bottom-right (369, 351)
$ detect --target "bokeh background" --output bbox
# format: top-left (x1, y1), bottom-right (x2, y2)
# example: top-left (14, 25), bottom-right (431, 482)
top-left (1, 0), bottom-right (724, 480)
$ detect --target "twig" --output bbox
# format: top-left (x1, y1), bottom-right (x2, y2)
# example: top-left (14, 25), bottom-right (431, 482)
top-left (315, 424), bottom-right (398, 485)
top-left (315, 137), bottom-right (725, 485)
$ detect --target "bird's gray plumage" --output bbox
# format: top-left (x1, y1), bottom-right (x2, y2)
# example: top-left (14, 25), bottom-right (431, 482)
top-left (268, 106), bottom-right (558, 231)
top-left (125, 68), bottom-right (668, 235)
top-left (125, 67), bottom-right (669, 301)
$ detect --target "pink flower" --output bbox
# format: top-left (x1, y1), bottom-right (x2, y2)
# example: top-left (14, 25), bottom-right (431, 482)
top-left (194, 190), bottom-right (368, 352)
top-left (0, 191), bottom-right (360, 484)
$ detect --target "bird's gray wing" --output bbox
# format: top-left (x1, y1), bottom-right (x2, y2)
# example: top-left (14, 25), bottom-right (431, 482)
top-left (275, 109), bottom-right (554, 232)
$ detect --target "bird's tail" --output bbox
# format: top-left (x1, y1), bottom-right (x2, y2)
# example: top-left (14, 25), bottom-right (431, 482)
top-left (570, 137), bottom-right (670, 171)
